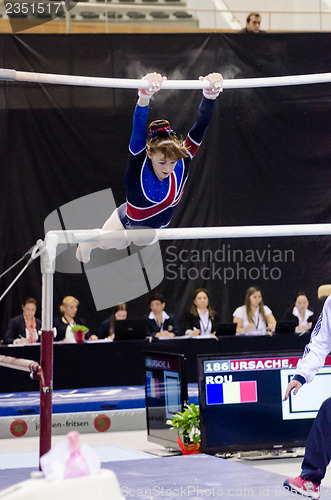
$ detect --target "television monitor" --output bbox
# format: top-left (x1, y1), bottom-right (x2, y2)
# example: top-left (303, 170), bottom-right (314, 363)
top-left (144, 351), bottom-right (188, 450)
top-left (198, 351), bottom-right (331, 454)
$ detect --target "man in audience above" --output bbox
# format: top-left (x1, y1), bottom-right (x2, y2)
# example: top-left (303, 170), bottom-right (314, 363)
top-left (238, 12), bottom-right (266, 33)
top-left (4, 297), bottom-right (41, 345)
top-left (146, 293), bottom-right (180, 338)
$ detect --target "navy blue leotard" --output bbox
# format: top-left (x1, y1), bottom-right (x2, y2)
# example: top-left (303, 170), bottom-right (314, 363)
top-left (118, 96), bottom-right (216, 229)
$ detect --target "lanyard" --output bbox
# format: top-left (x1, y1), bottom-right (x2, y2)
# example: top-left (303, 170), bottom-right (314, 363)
top-left (157, 320), bottom-right (164, 331)
top-left (253, 314), bottom-right (260, 330)
top-left (199, 312), bottom-right (211, 335)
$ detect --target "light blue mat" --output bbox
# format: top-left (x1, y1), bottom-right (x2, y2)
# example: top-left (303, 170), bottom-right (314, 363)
top-left (0, 445), bottom-right (153, 470)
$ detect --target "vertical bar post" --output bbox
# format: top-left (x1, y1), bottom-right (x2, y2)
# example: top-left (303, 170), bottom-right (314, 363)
top-left (39, 328), bottom-right (53, 464)
top-left (39, 247), bottom-right (55, 466)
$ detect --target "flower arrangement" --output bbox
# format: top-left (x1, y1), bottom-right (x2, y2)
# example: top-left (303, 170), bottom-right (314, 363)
top-left (71, 325), bottom-right (89, 333)
top-left (171, 403), bottom-right (201, 454)
top-left (71, 325), bottom-right (89, 343)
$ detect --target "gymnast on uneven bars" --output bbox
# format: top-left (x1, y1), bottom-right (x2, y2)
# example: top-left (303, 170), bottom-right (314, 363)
top-left (76, 71), bottom-right (223, 264)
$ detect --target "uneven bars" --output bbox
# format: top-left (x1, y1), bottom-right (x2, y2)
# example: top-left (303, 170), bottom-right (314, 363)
top-left (0, 68), bottom-right (331, 89)
top-left (45, 223), bottom-right (331, 247)
top-left (0, 354), bottom-right (42, 376)
top-left (0, 352), bottom-right (49, 462)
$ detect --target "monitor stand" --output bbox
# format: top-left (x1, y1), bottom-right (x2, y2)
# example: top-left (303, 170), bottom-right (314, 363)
top-left (144, 447), bottom-right (182, 457)
top-left (216, 448), bottom-right (305, 461)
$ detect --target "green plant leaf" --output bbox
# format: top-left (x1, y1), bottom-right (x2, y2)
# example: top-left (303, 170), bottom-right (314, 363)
top-left (170, 404), bottom-right (200, 445)
top-left (71, 324), bottom-right (89, 333)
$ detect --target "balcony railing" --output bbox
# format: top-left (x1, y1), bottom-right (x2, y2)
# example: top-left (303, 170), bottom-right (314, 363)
top-left (1, 0), bottom-right (331, 33)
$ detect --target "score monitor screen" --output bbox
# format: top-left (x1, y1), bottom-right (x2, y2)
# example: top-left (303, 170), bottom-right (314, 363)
top-left (198, 352), bottom-right (331, 454)
top-left (144, 351), bottom-right (188, 449)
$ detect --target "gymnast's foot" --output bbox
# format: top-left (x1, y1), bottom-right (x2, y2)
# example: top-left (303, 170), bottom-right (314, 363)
top-left (99, 240), bottom-right (131, 251)
top-left (76, 243), bottom-right (93, 264)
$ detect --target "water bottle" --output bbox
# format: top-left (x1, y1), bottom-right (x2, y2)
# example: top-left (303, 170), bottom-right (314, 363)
top-left (64, 431), bottom-right (90, 479)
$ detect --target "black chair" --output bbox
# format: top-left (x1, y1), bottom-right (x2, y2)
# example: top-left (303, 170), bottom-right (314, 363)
top-left (150, 11), bottom-right (169, 18)
top-left (173, 11), bottom-right (192, 18)
top-left (34, 12), bottom-right (53, 18)
top-left (7, 12), bottom-right (28, 18)
top-left (80, 11), bottom-right (100, 18)
top-left (107, 11), bottom-right (123, 18)
top-left (127, 11), bottom-right (146, 18)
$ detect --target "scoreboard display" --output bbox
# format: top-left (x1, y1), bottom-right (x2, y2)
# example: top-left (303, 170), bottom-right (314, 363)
top-left (198, 352), bottom-right (331, 454)
top-left (144, 351), bottom-right (188, 450)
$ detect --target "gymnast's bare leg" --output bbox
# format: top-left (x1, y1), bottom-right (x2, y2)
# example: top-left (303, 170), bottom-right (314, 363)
top-left (76, 205), bottom-right (129, 264)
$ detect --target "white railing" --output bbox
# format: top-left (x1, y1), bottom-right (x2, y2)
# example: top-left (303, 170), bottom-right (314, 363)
top-left (1, 0), bottom-right (331, 33)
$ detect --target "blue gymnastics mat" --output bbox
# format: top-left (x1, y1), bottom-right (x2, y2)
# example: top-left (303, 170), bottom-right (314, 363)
top-left (0, 384), bottom-right (198, 416)
top-left (0, 384), bottom-right (198, 438)
top-left (106, 454), bottom-right (331, 499)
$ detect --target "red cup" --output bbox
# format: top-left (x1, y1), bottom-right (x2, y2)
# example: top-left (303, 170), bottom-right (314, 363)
top-left (73, 330), bottom-right (86, 343)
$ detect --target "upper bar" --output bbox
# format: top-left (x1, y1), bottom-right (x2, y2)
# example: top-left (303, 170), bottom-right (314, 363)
top-left (0, 68), bottom-right (331, 89)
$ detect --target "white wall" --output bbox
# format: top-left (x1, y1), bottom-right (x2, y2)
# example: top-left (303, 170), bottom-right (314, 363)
top-left (186, 0), bottom-right (331, 31)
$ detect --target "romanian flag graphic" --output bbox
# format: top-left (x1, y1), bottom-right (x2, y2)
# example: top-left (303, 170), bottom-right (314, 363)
top-left (147, 377), bottom-right (160, 398)
top-left (206, 381), bottom-right (257, 405)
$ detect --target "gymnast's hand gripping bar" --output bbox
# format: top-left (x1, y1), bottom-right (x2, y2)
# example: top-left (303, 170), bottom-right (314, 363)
top-left (0, 68), bottom-right (331, 89)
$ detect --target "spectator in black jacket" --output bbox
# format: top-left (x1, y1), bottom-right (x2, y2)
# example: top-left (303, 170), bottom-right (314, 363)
top-left (4, 298), bottom-right (41, 345)
top-left (284, 292), bottom-right (315, 333)
top-left (146, 293), bottom-right (180, 338)
top-left (97, 303), bottom-right (128, 340)
top-left (184, 288), bottom-right (218, 337)
top-left (53, 296), bottom-right (91, 342)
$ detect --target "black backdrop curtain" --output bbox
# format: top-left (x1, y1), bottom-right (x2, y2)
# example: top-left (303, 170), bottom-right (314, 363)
top-left (0, 33), bottom-right (330, 337)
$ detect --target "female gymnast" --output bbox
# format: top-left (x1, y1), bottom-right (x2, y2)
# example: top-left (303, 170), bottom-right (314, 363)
top-left (77, 71), bottom-right (223, 263)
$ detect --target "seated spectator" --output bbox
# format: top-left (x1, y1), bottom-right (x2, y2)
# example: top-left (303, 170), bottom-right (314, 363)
top-left (184, 288), bottom-right (218, 337)
top-left (53, 296), bottom-right (91, 342)
top-left (146, 293), bottom-right (179, 338)
top-left (233, 286), bottom-right (276, 336)
top-left (97, 303), bottom-right (128, 340)
top-left (4, 297), bottom-right (41, 345)
top-left (238, 12), bottom-right (266, 33)
top-left (283, 292), bottom-right (314, 333)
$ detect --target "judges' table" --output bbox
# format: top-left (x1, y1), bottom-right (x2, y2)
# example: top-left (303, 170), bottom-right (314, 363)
top-left (0, 333), bottom-right (311, 393)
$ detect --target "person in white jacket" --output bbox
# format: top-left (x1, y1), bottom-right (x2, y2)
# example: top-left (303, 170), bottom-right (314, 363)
top-left (283, 294), bottom-right (331, 499)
